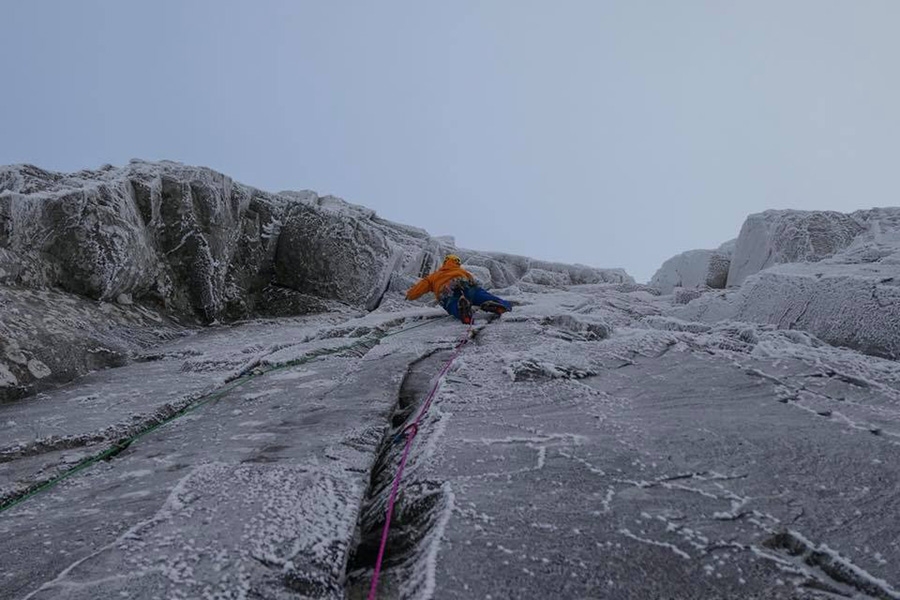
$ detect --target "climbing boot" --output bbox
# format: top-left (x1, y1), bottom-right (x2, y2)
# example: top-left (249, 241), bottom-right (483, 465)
top-left (458, 295), bottom-right (474, 324)
top-left (479, 300), bottom-right (508, 315)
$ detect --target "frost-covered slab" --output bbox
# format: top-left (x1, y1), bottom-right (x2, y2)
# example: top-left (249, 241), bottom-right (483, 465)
top-left (0, 286), bottom-right (185, 403)
top-left (734, 262), bottom-right (900, 359)
top-left (3, 277), bottom-right (900, 598)
top-left (352, 284), bottom-right (900, 599)
top-left (22, 463), bottom-right (361, 600)
top-left (1, 311), bottom-right (446, 600)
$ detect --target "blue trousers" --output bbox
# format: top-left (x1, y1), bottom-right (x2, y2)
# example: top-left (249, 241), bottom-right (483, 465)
top-left (440, 285), bottom-right (512, 321)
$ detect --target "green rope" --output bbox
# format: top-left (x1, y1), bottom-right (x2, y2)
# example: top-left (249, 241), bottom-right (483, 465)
top-left (380, 314), bottom-right (450, 338)
top-left (0, 314), bottom-right (450, 515)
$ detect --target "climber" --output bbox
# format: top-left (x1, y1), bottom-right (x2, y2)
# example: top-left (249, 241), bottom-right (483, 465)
top-left (406, 255), bottom-right (512, 324)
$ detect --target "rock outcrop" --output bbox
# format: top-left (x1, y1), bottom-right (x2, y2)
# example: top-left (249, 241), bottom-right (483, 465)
top-left (1, 161), bottom-right (631, 321)
top-left (0, 161), bottom-right (288, 321)
top-left (0, 160), bottom-right (631, 401)
top-left (668, 207), bottom-right (900, 359)
top-left (0, 285), bottom-right (186, 402)
top-left (3, 164), bottom-right (900, 599)
top-left (726, 210), bottom-right (864, 287)
top-left (735, 262), bottom-right (900, 359)
top-left (650, 240), bottom-right (734, 294)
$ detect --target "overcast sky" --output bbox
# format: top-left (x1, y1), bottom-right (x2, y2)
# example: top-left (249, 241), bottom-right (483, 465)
top-left (2, 2), bottom-right (898, 282)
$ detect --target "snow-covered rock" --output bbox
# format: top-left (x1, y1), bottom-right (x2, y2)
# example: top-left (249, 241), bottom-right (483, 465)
top-left (519, 267), bottom-right (572, 288)
top-left (464, 265), bottom-right (493, 287)
top-left (842, 207), bottom-right (900, 265)
top-left (734, 262), bottom-right (900, 359)
top-left (274, 202), bottom-right (399, 310)
top-left (0, 161), bottom-right (289, 321)
top-left (0, 160), bottom-right (633, 401)
top-left (650, 248), bottom-right (731, 294)
top-left (673, 287), bottom-right (706, 305)
top-left (4, 162), bottom-right (900, 599)
top-left (727, 210), bottom-right (864, 287)
top-left (0, 286), bottom-right (185, 402)
top-left (1, 161), bottom-right (630, 322)
top-left (3, 244), bottom-right (900, 598)
top-left (726, 208), bottom-right (900, 359)
top-left (670, 208), bottom-right (900, 359)
top-left (460, 250), bottom-right (632, 289)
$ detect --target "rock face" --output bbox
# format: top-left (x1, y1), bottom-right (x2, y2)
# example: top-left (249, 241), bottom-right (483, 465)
top-left (4, 281), bottom-right (900, 599)
top-left (728, 208), bottom-right (900, 359)
top-left (668, 207), bottom-right (900, 360)
top-left (461, 251), bottom-right (632, 290)
top-left (0, 160), bottom-right (631, 402)
top-left (0, 285), bottom-right (186, 402)
top-left (275, 202), bottom-right (397, 310)
top-left (650, 241), bottom-right (734, 294)
top-left (1, 161), bottom-right (631, 321)
top-left (0, 161), bottom-right (288, 321)
top-left (2, 163), bottom-right (900, 598)
top-left (735, 262), bottom-right (900, 359)
top-left (726, 210), bottom-right (864, 287)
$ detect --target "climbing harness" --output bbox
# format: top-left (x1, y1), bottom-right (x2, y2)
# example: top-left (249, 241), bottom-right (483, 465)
top-left (0, 313), bottom-right (451, 515)
top-left (367, 322), bottom-right (475, 599)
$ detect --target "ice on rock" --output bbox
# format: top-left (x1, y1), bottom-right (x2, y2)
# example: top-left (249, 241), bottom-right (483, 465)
top-left (727, 209), bottom-right (864, 287)
top-left (1, 160), bottom-right (631, 401)
top-left (457, 250), bottom-right (632, 290)
top-left (4, 160), bottom-right (900, 599)
top-left (274, 201), bottom-right (399, 310)
top-left (650, 248), bottom-right (732, 295)
top-left (658, 207), bottom-right (900, 360)
top-left (520, 268), bottom-right (573, 288)
top-left (733, 262), bottom-right (900, 359)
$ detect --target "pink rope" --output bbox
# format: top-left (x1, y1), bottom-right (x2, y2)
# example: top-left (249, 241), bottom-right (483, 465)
top-left (367, 326), bottom-right (472, 600)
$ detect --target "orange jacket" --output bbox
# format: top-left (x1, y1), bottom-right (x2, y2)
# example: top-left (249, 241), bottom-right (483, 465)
top-left (406, 259), bottom-right (476, 302)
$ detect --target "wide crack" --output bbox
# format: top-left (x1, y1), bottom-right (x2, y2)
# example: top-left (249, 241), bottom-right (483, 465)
top-left (762, 531), bottom-right (900, 599)
top-left (344, 346), bottom-right (457, 599)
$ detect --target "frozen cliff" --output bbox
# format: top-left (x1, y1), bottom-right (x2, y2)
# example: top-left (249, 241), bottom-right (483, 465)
top-left (0, 160), bottom-right (630, 402)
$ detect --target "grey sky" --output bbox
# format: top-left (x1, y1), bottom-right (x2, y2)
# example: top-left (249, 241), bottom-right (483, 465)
top-left (2, 1), bottom-right (898, 282)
